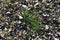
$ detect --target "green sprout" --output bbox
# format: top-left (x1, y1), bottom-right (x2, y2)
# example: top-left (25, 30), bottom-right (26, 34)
top-left (21, 8), bottom-right (42, 33)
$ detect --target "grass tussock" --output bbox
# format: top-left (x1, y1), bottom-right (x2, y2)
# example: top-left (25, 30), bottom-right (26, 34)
top-left (21, 8), bottom-right (42, 33)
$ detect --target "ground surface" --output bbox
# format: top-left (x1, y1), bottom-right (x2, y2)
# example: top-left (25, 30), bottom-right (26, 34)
top-left (0, 0), bottom-right (60, 40)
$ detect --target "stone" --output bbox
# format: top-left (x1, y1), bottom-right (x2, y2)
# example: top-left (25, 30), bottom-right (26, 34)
top-left (45, 25), bottom-right (49, 30)
top-left (18, 15), bottom-right (23, 19)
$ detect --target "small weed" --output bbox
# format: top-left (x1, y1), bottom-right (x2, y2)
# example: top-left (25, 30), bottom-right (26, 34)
top-left (21, 8), bottom-right (42, 33)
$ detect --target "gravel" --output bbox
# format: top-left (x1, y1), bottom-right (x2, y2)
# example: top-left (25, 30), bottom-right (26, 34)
top-left (0, 0), bottom-right (60, 40)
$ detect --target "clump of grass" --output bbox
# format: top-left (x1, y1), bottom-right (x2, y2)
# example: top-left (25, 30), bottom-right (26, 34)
top-left (21, 8), bottom-right (42, 33)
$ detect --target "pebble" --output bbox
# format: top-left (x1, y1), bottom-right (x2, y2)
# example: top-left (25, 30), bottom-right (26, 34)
top-left (22, 5), bottom-right (28, 9)
top-left (17, 21), bottom-right (21, 24)
top-left (14, 2), bottom-right (18, 4)
top-left (6, 12), bottom-right (10, 14)
top-left (4, 28), bottom-right (8, 31)
top-left (45, 25), bottom-right (49, 30)
top-left (54, 37), bottom-right (59, 40)
top-left (8, 28), bottom-right (12, 32)
top-left (57, 17), bottom-right (60, 22)
top-left (34, 2), bottom-right (39, 8)
top-left (18, 15), bottom-right (23, 19)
